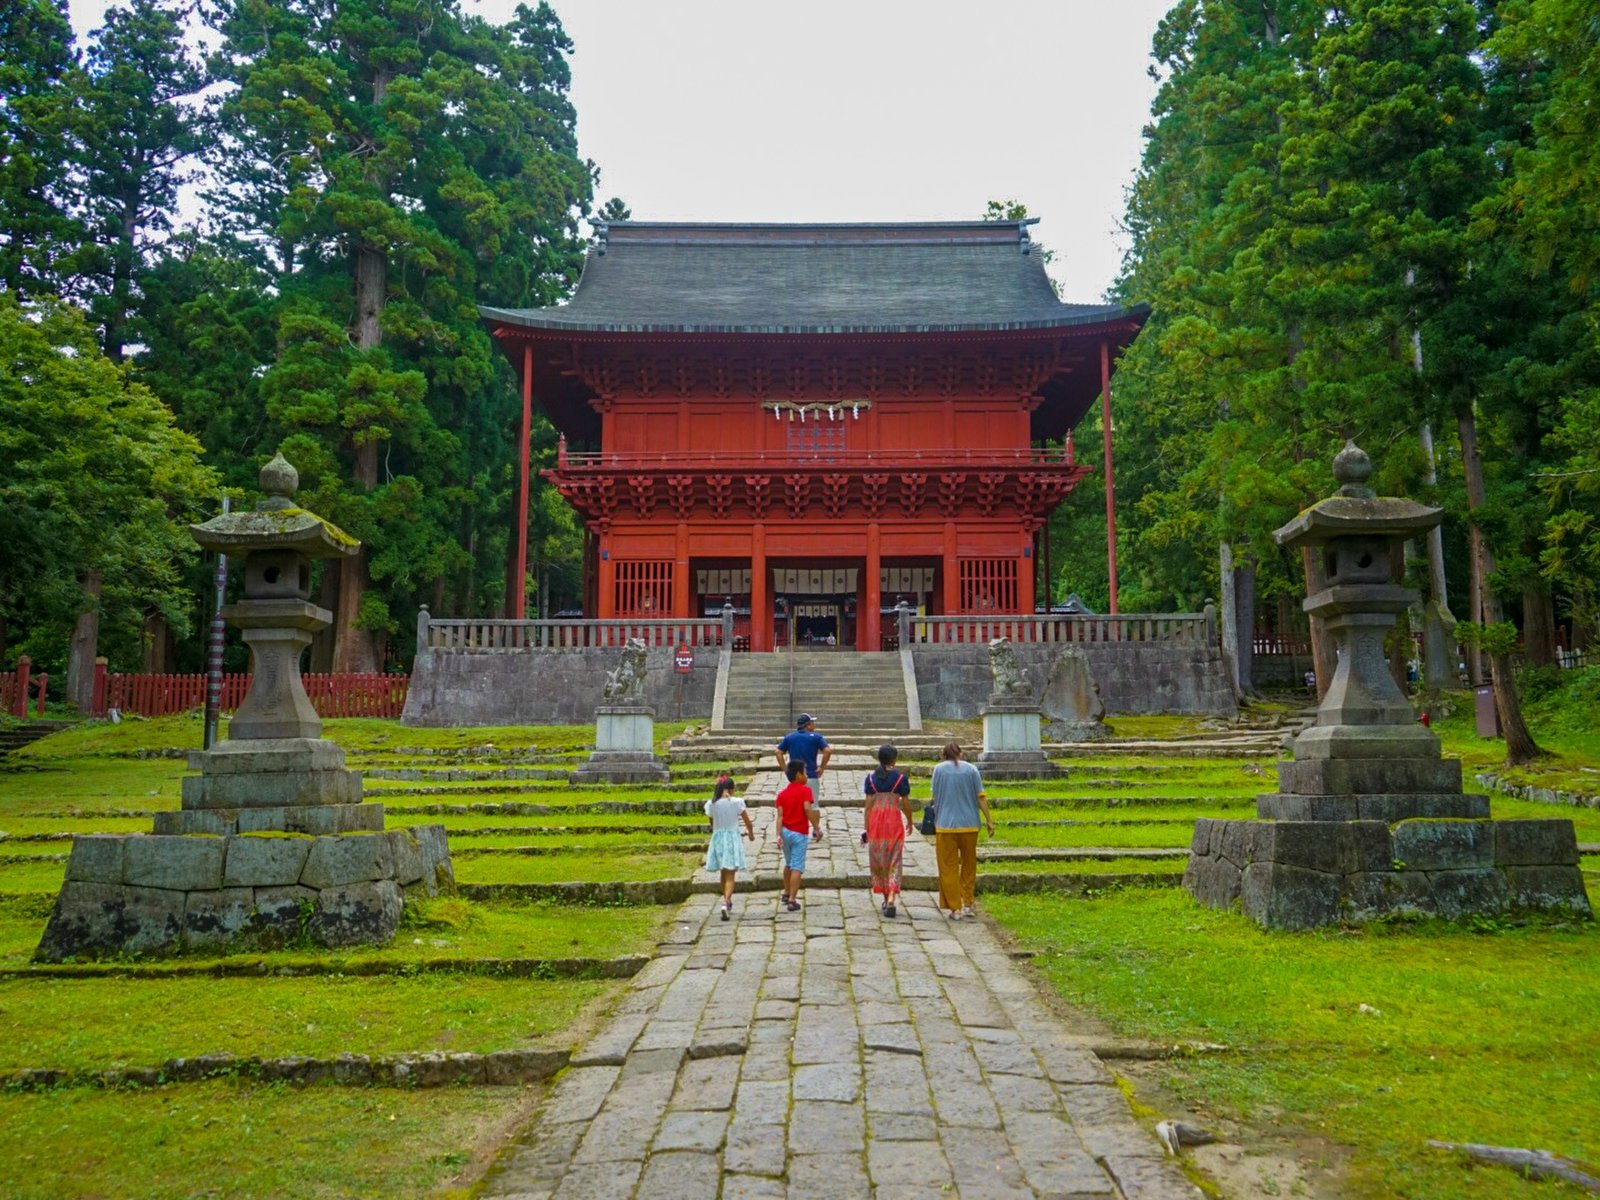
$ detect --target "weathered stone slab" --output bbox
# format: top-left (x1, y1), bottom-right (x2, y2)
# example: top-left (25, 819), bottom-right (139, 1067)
top-left (1240, 861), bottom-right (1341, 930)
top-left (1278, 756), bottom-right (1461, 796)
top-left (1425, 868), bottom-right (1510, 919)
top-left (251, 884), bottom-right (317, 943)
top-left (34, 881), bottom-right (185, 960)
top-left (307, 880), bottom-right (402, 946)
top-left (1391, 820), bottom-right (1493, 871)
top-left (183, 887), bottom-right (255, 947)
top-left (1505, 865), bottom-right (1593, 914)
top-left (1182, 854), bottom-right (1241, 910)
top-left (124, 836), bottom-right (225, 891)
top-left (223, 835), bottom-right (312, 888)
top-left (299, 834), bottom-right (395, 889)
top-left (64, 835), bottom-right (127, 884)
top-left (1494, 819), bottom-right (1580, 867)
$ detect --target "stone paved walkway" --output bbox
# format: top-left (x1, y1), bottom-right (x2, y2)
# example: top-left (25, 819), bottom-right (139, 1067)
top-left (481, 771), bottom-right (1200, 1200)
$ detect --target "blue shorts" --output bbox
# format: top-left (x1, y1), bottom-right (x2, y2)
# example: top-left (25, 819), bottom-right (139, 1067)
top-left (780, 828), bottom-right (810, 872)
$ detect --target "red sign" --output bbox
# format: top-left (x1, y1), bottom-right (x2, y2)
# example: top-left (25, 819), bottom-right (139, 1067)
top-left (674, 645), bottom-right (694, 673)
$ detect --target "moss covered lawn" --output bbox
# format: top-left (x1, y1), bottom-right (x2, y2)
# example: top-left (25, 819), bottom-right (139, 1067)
top-left (988, 887), bottom-right (1600, 1199)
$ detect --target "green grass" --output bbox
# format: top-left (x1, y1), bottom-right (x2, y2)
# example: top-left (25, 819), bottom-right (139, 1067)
top-left (979, 857), bottom-right (1185, 875)
top-left (0, 1081), bottom-right (520, 1200)
top-left (453, 849), bottom-right (701, 885)
top-left (989, 823), bottom-right (1197, 849)
top-left (0, 860), bottom-right (65, 894)
top-left (987, 887), bottom-right (1600, 1199)
top-left (0, 895), bottom-right (671, 971)
top-left (0, 973), bottom-right (613, 1071)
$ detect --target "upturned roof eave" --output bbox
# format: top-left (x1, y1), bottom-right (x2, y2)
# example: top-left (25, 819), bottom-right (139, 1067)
top-left (478, 303), bottom-right (1149, 339)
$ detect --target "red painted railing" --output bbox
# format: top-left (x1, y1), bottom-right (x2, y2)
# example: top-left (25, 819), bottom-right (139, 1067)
top-left (98, 672), bottom-right (408, 719)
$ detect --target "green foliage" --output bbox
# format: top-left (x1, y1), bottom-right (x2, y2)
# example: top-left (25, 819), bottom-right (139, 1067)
top-left (0, 295), bottom-right (218, 671)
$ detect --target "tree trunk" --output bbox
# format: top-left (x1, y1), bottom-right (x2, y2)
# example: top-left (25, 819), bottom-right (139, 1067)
top-left (1459, 409), bottom-right (1542, 764)
top-left (1234, 554), bottom-right (1257, 697)
top-left (1300, 546), bottom-right (1335, 703)
top-left (1522, 578), bottom-right (1556, 668)
top-left (309, 561), bottom-right (338, 672)
top-left (1466, 527), bottom-right (1486, 685)
top-left (141, 610), bottom-right (173, 674)
top-left (66, 569), bottom-right (103, 711)
top-left (329, 240), bottom-right (388, 672)
top-left (1219, 541), bottom-right (1241, 697)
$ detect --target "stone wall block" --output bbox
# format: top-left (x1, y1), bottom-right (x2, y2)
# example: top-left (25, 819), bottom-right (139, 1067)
top-left (1391, 820), bottom-right (1493, 871)
top-left (1425, 868), bottom-right (1510, 920)
top-left (35, 881), bottom-right (178, 961)
top-left (1504, 866), bottom-right (1593, 915)
top-left (1216, 819), bottom-right (1268, 867)
top-left (124, 836), bottom-right (226, 892)
top-left (1182, 854), bottom-right (1241, 910)
top-left (308, 880), bottom-right (403, 946)
top-left (300, 834), bottom-right (394, 890)
top-left (412, 824), bottom-right (454, 896)
top-left (1344, 870), bottom-right (1435, 921)
top-left (1350, 822), bottom-right (1394, 872)
top-left (1356, 793), bottom-right (1490, 822)
top-left (1240, 862), bottom-right (1342, 930)
top-left (1188, 818), bottom-right (1216, 857)
top-left (1261, 822), bottom-right (1358, 874)
top-left (388, 830), bottom-right (425, 886)
top-left (251, 884), bottom-right (318, 945)
top-left (1493, 820), bottom-right (1580, 868)
top-left (184, 887), bottom-right (256, 948)
top-left (1257, 794), bottom-right (1360, 821)
top-left (64, 836), bottom-right (127, 885)
top-left (224, 836), bottom-right (313, 888)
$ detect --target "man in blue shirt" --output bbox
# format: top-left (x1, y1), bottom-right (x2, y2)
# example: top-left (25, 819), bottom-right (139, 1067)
top-left (775, 714), bottom-right (831, 783)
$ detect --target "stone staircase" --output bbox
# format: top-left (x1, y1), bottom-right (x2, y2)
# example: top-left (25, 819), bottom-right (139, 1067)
top-left (719, 648), bottom-right (912, 733)
top-left (0, 720), bottom-right (72, 759)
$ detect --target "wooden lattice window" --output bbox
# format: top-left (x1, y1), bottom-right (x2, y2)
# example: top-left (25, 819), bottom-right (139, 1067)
top-left (959, 558), bottom-right (1017, 613)
top-left (615, 560), bottom-right (673, 616)
top-left (785, 417), bottom-right (847, 461)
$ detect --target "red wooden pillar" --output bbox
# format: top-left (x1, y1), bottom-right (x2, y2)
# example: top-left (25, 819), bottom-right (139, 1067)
top-left (750, 525), bottom-right (768, 652)
top-left (12, 656), bottom-right (29, 719)
top-left (597, 533), bottom-right (615, 619)
top-left (512, 341), bottom-right (533, 620)
top-left (674, 523), bottom-right (691, 617)
top-left (1101, 340), bottom-right (1120, 614)
top-left (942, 522), bottom-right (960, 615)
top-left (863, 523), bottom-right (881, 651)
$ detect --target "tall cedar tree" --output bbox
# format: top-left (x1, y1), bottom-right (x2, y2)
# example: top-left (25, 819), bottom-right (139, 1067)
top-left (207, 0), bottom-right (594, 670)
top-left (69, 0), bottom-right (208, 363)
top-left (0, 0), bottom-right (81, 297)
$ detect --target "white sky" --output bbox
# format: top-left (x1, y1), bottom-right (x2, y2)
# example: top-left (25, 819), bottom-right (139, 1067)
top-left (70, 0), bottom-right (1171, 301)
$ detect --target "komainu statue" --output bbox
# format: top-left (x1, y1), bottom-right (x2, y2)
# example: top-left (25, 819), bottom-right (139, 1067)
top-left (602, 637), bottom-right (650, 701)
top-left (987, 637), bottom-right (1030, 700)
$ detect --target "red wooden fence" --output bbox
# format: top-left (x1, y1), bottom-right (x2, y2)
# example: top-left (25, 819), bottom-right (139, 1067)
top-left (98, 672), bottom-right (408, 719)
top-left (2, 656), bottom-right (47, 718)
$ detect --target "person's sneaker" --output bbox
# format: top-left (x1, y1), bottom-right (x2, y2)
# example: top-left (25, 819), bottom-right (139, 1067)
top-left (960, 905), bottom-right (977, 918)
top-left (884, 903), bottom-right (896, 919)
top-left (946, 910), bottom-right (962, 921)
top-left (786, 900), bottom-right (801, 912)
top-left (721, 905), bottom-right (731, 921)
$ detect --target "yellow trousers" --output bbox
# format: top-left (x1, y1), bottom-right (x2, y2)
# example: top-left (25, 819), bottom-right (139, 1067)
top-left (935, 830), bottom-right (978, 912)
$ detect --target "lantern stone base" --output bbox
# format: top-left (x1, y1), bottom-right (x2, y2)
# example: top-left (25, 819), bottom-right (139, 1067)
top-left (181, 737), bottom-right (363, 810)
top-left (1184, 815), bottom-right (1591, 930)
top-left (977, 702), bottom-right (1065, 780)
top-left (570, 705), bottom-right (671, 783)
top-left (34, 827), bottom-right (454, 961)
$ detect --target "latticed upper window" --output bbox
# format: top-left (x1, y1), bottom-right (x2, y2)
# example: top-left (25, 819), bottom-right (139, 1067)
top-left (959, 558), bottom-right (1017, 613)
top-left (614, 560), bottom-right (672, 615)
top-left (785, 417), bottom-right (847, 461)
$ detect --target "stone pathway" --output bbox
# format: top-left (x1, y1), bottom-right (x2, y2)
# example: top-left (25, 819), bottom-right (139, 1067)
top-left (481, 771), bottom-right (1200, 1200)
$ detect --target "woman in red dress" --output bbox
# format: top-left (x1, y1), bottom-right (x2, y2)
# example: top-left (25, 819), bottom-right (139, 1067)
top-left (863, 743), bottom-right (914, 917)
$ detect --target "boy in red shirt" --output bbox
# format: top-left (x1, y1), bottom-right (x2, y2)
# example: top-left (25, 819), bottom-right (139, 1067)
top-left (775, 759), bottom-right (822, 911)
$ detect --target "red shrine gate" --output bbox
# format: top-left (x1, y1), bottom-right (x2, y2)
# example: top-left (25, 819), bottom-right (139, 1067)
top-left (483, 221), bottom-right (1146, 652)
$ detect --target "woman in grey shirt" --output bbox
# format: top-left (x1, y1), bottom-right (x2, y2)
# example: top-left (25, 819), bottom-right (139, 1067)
top-left (929, 742), bottom-right (993, 919)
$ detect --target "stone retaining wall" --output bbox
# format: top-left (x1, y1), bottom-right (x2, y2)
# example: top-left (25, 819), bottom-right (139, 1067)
top-left (2, 1046), bottom-right (570, 1091)
top-left (1184, 816), bottom-right (1592, 929)
top-left (913, 642), bottom-right (1237, 718)
top-left (401, 645), bottom-right (718, 727)
top-left (1475, 772), bottom-right (1600, 811)
top-left (35, 827), bottom-right (453, 961)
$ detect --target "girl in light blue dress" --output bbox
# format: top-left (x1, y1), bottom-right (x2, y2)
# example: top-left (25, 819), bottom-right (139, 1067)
top-left (705, 775), bottom-right (755, 920)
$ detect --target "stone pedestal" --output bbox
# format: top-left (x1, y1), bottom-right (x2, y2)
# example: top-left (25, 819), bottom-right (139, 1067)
top-left (35, 454), bottom-right (455, 962)
top-left (978, 700), bottom-right (1064, 780)
top-left (570, 705), bottom-right (670, 783)
top-left (1184, 443), bottom-right (1590, 929)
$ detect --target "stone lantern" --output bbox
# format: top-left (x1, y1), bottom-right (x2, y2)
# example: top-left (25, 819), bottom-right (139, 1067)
top-left (1184, 443), bottom-right (1590, 928)
top-left (36, 455), bottom-right (453, 961)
